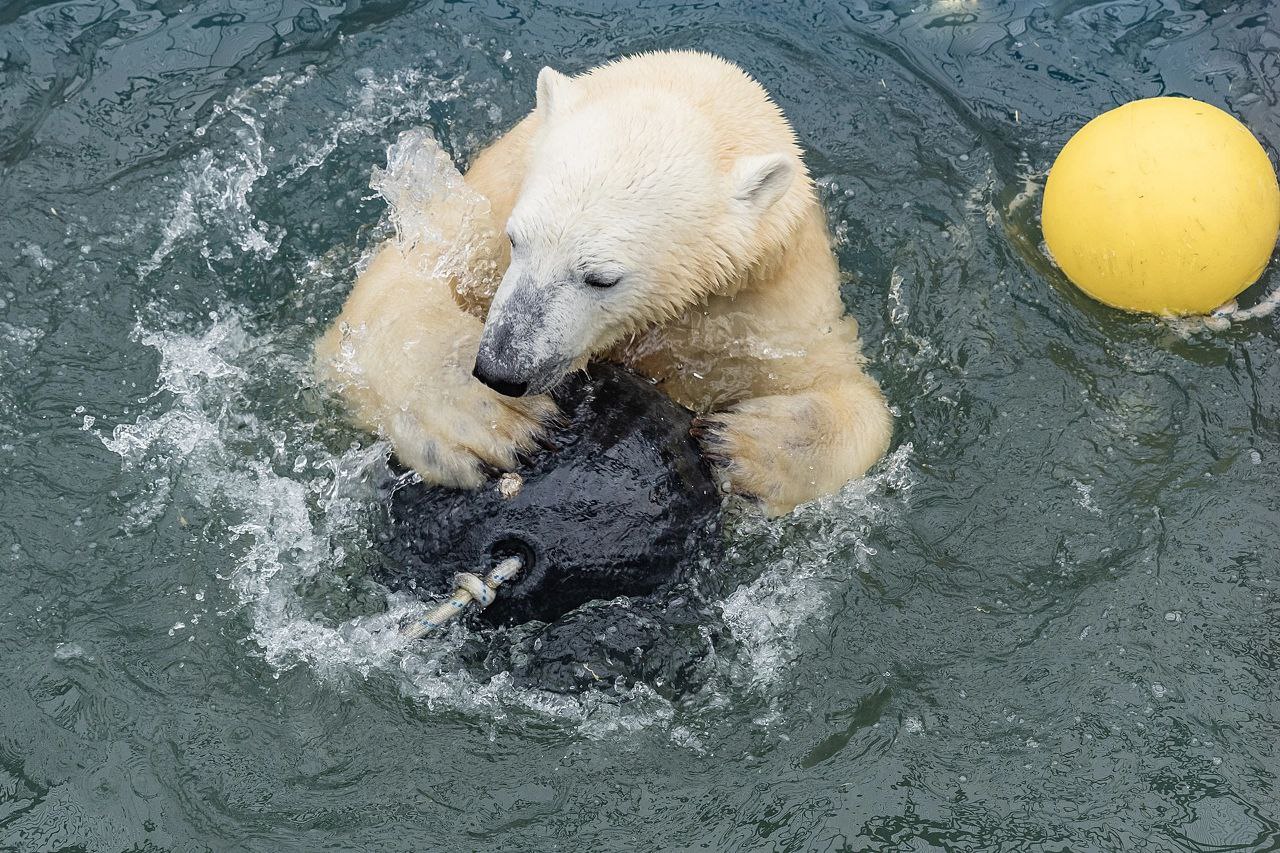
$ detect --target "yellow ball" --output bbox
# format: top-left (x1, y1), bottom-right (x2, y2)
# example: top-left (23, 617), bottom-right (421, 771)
top-left (1042, 97), bottom-right (1280, 315)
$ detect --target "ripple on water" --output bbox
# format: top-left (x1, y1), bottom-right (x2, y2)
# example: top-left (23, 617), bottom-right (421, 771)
top-left (8, 1), bottom-right (1279, 847)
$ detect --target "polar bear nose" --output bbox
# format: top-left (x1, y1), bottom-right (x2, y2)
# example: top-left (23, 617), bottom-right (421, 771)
top-left (473, 361), bottom-right (529, 398)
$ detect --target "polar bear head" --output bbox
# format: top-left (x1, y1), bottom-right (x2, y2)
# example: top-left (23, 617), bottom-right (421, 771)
top-left (473, 54), bottom-right (809, 397)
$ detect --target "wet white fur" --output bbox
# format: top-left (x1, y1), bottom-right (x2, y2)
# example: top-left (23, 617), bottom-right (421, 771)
top-left (318, 52), bottom-right (892, 515)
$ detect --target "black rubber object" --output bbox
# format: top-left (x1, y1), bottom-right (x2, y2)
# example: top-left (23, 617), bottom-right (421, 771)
top-left (375, 363), bottom-right (723, 627)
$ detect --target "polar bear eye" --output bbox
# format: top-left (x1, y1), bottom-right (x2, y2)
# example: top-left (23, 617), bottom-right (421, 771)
top-left (583, 272), bottom-right (621, 289)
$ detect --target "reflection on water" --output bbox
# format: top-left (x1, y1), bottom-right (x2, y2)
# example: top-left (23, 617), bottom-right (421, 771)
top-left (1, 0), bottom-right (1277, 850)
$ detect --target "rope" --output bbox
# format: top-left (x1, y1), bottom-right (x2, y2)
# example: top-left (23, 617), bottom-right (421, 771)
top-left (1205, 284), bottom-right (1280, 330)
top-left (400, 555), bottom-right (524, 639)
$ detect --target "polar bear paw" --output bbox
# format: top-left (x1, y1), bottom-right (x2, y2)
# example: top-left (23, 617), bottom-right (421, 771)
top-left (692, 403), bottom-right (818, 517)
top-left (692, 383), bottom-right (892, 517)
top-left (388, 387), bottom-right (558, 490)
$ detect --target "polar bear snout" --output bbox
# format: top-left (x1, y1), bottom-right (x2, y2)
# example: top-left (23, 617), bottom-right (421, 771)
top-left (473, 321), bottom-right (533, 396)
top-left (472, 357), bottom-right (529, 398)
top-left (477, 267), bottom-right (586, 397)
top-left (474, 313), bottom-right (565, 398)
top-left (473, 319), bottom-right (573, 397)
top-left (474, 295), bottom-right (542, 398)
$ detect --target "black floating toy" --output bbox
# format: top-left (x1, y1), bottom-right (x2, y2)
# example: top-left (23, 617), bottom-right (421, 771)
top-left (376, 363), bottom-right (725, 679)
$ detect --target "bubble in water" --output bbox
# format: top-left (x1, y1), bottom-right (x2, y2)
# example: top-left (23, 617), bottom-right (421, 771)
top-left (53, 642), bottom-right (87, 661)
top-left (1072, 479), bottom-right (1102, 515)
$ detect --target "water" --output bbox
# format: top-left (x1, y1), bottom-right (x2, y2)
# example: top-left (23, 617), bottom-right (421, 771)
top-left (2, 1), bottom-right (1278, 849)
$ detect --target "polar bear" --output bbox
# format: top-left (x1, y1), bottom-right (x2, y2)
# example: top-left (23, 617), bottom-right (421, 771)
top-left (317, 51), bottom-right (892, 516)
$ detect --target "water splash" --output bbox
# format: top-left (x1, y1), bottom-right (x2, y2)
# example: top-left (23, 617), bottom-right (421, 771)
top-left (94, 304), bottom-right (689, 735)
top-left (138, 71), bottom-right (313, 278)
top-left (370, 126), bottom-right (502, 300)
top-left (721, 444), bottom-right (914, 690)
top-left (104, 69), bottom-right (912, 738)
top-left (285, 68), bottom-right (469, 181)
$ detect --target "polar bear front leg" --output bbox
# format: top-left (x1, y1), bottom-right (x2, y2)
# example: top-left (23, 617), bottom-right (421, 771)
top-left (694, 375), bottom-right (892, 516)
top-left (316, 244), bottom-right (556, 488)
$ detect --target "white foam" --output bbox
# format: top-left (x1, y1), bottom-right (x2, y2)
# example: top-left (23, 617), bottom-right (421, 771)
top-left (1072, 478), bottom-right (1103, 515)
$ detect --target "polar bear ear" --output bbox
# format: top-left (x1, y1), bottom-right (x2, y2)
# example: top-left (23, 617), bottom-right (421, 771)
top-left (730, 153), bottom-right (795, 213)
top-left (536, 67), bottom-right (576, 117)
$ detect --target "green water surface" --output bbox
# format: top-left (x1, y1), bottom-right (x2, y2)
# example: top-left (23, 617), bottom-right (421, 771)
top-left (1, 1), bottom-right (1278, 850)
